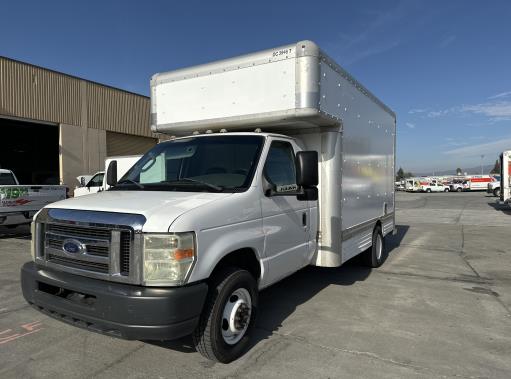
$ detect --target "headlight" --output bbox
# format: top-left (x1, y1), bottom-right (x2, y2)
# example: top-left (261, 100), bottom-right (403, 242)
top-left (143, 232), bottom-right (196, 286)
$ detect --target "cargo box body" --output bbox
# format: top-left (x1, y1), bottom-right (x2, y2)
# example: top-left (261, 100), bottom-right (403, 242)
top-left (151, 40), bottom-right (396, 267)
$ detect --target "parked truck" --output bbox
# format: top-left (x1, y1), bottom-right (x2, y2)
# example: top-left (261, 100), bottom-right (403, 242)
top-left (487, 177), bottom-right (501, 197)
top-left (74, 155), bottom-right (142, 197)
top-left (0, 169), bottom-right (67, 228)
top-left (419, 179), bottom-right (450, 193)
top-left (21, 41), bottom-right (396, 363)
top-left (499, 151), bottom-right (510, 205)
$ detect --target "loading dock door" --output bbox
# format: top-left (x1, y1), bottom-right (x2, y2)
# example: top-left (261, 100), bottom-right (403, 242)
top-left (106, 131), bottom-right (157, 156)
top-left (0, 117), bottom-right (59, 184)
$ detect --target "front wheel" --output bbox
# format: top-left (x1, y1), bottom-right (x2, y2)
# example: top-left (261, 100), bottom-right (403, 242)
top-left (494, 188), bottom-right (501, 197)
top-left (193, 267), bottom-right (258, 363)
top-left (426, 188), bottom-right (432, 193)
top-left (444, 188), bottom-right (449, 192)
top-left (457, 187), bottom-right (462, 192)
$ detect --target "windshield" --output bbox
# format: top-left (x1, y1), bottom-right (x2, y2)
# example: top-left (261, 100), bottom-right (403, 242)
top-left (112, 135), bottom-right (265, 192)
top-left (0, 172), bottom-right (16, 185)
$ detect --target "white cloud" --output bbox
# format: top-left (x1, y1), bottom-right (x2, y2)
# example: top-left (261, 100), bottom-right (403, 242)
top-left (488, 91), bottom-right (511, 100)
top-left (408, 108), bottom-right (427, 114)
top-left (461, 101), bottom-right (511, 118)
top-left (328, 1), bottom-right (423, 66)
top-left (439, 35), bottom-right (456, 48)
top-left (405, 122), bottom-right (415, 129)
top-left (445, 141), bottom-right (468, 147)
top-left (444, 137), bottom-right (511, 157)
top-left (427, 109), bottom-right (451, 118)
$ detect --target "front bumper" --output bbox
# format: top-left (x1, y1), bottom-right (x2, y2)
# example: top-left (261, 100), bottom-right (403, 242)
top-left (21, 261), bottom-right (208, 340)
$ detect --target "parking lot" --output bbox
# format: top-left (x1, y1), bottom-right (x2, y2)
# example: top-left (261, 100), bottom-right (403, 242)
top-left (1, 191), bottom-right (510, 378)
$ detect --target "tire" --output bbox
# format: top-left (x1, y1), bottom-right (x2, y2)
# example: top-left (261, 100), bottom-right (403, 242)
top-left (494, 188), bottom-right (501, 197)
top-left (363, 225), bottom-right (386, 268)
top-left (456, 188), bottom-right (462, 192)
top-left (193, 267), bottom-right (258, 363)
top-left (444, 188), bottom-right (449, 192)
top-left (426, 188), bottom-right (432, 193)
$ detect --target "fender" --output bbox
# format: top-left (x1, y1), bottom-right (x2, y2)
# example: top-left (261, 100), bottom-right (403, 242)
top-left (187, 218), bottom-right (267, 286)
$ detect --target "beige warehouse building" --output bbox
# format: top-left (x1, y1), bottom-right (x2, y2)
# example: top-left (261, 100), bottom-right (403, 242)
top-left (0, 56), bottom-right (164, 191)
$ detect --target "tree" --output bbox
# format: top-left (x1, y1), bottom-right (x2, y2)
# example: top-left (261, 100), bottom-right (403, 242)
top-left (490, 159), bottom-right (501, 174)
top-left (396, 167), bottom-right (405, 181)
top-left (456, 167), bottom-right (462, 176)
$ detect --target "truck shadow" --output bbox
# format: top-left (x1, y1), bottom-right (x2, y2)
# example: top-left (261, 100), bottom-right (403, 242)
top-left (148, 225), bottom-right (409, 357)
top-left (0, 225), bottom-right (31, 239)
top-left (486, 201), bottom-right (511, 215)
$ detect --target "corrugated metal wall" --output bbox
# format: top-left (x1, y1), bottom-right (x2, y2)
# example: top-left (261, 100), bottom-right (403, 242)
top-left (0, 56), bottom-right (153, 137)
top-left (106, 131), bottom-right (157, 156)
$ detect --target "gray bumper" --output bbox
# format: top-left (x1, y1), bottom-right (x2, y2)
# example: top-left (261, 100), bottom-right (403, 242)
top-left (21, 261), bottom-right (208, 340)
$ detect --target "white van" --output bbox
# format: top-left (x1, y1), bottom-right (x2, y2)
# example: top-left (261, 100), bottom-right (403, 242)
top-left (21, 41), bottom-right (396, 363)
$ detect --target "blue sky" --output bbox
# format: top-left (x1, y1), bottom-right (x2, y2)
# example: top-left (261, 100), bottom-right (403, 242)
top-left (2, 0), bottom-right (510, 173)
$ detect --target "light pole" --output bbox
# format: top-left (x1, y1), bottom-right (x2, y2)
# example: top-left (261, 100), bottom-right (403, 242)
top-left (480, 155), bottom-right (484, 175)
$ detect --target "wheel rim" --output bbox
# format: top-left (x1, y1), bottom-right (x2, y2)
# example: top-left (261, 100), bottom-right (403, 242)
top-left (221, 288), bottom-right (252, 345)
top-left (376, 233), bottom-right (383, 260)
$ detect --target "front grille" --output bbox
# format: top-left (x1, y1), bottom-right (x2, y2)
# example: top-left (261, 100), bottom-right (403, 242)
top-left (47, 224), bottom-right (111, 239)
top-left (48, 238), bottom-right (62, 250)
top-left (47, 237), bottom-right (109, 258)
top-left (86, 245), bottom-right (109, 257)
top-left (120, 231), bottom-right (131, 275)
top-left (47, 254), bottom-right (109, 274)
top-left (43, 223), bottom-right (133, 278)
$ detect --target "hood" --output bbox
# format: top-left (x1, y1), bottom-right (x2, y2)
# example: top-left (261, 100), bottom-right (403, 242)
top-left (48, 190), bottom-right (233, 232)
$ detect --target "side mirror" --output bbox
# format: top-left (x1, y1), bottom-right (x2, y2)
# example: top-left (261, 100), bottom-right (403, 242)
top-left (296, 151), bottom-right (318, 201)
top-left (296, 151), bottom-right (318, 187)
top-left (107, 160), bottom-right (118, 186)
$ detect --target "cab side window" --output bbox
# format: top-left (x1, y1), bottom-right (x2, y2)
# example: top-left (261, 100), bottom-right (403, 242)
top-left (264, 141), bottom-right (296, 186)
top-left (89, 173), bottom-right (104, 187)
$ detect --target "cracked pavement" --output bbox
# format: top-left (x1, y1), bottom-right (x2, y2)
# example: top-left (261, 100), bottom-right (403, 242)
top-left (1, 191), bottom-right (510, 378)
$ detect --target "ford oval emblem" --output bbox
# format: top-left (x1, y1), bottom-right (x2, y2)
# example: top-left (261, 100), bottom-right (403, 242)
top-left (62, 239), bottom-right (84, 254)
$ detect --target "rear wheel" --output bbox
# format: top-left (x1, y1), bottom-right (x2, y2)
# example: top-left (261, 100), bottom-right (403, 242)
top-left (456, 187), bottom-right (462, 192)
top-left (193, 267), bottom-right (258, 363)
top-left (444, 188), bottom-right (449, 192)
top-left (494, 188), bottom-right (501, 197)
top-left (363, 225), bottom-right (386, 268)
top-left (426, 188), bottom-right (432, 193)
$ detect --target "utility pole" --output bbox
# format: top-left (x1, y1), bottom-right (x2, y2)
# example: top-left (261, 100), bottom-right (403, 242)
top-left (480, 155), bottom-right (484, 175)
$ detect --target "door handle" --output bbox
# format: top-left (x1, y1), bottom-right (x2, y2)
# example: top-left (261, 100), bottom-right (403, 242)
top-left (302, 212), bottom-right (307, 226)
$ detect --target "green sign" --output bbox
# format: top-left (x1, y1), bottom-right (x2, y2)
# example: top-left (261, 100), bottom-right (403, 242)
top-left (0, 187), bottom-right (29, 199)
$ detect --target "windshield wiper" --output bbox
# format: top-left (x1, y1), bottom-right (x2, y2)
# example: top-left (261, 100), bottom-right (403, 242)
top-left (162, 178), bottom-right (223, 192)
top-left (116, 179), bottom-right (145, 189)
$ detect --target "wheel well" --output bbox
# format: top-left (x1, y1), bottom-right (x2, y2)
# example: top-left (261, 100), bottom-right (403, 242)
top-left (211, 248), bottom-right (261, 280)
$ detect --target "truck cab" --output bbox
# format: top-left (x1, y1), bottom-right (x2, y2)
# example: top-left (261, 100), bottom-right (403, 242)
top-left (74, 171), bottom-right (104, 197)
top-left (0, 169), bottom-right (19, 185)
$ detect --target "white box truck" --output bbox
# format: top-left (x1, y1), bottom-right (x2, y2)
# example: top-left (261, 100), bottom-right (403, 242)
top-left (21, 41), bottom-right (396, 363)
top-left (73, 155), bottom-right (142, 197)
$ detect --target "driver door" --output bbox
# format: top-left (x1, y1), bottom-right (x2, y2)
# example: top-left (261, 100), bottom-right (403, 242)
top-left (260, 139), bottom-right (310, 285)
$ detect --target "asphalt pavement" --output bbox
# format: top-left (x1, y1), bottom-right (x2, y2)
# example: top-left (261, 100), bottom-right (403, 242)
top-left (0, 191), bottom-right (510, 378)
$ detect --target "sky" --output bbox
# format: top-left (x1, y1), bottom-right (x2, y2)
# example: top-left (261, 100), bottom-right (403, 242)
top-left (1, 0), bottom-right (510, 174)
